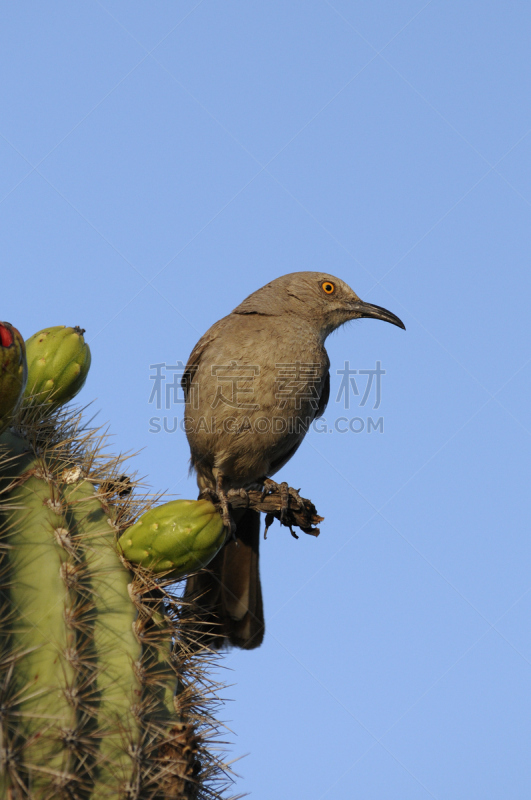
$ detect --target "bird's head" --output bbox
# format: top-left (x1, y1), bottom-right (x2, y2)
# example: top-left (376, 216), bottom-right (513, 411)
top-left (234, 271), bottom-right (405, 340)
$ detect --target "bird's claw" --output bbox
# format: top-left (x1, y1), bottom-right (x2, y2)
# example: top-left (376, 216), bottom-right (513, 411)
top-left (261, 478), bottom-right (276, 500)
top-left (279, 482), bottom-right (290, 524)
top-left (261, 478), bottom-right (291, 525)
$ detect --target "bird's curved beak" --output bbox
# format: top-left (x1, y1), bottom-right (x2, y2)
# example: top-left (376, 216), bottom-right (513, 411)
top-left (350, 301), bottom-right (405, 330)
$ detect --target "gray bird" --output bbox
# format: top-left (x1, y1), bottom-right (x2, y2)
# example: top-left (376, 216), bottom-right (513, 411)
top-left (182, 272), bottom-right (404, 649)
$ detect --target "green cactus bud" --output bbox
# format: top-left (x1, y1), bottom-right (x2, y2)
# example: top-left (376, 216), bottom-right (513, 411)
top-left (118, 498), bottom-right (226, 579)
top-left (23, 325), bottom-right (91, 410)
top-left (0, 321), bottom-right (27, 434)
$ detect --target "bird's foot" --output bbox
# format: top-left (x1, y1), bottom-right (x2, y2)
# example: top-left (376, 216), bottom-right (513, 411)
top-left (261, 478), bottom-right (291, 525)
top-left (222, 481), bottom-right (322, 538)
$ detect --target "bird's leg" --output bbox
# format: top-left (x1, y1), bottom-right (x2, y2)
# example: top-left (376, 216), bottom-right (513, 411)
top-left (215, 472), bottom-right (236, 538)
top-left (198, 487), bottom-right (218, 503)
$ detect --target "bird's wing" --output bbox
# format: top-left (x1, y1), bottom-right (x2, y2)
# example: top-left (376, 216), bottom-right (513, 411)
top-left (181, 327), bottom-right (219, 401)
top-left (314, 369), bottom-right (330, 420)
top-left (266, 368), bottom-right (330, 476)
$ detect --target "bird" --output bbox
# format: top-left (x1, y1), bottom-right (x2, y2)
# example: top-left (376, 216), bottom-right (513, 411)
top-left (181, 272), bottom-right (404, 649)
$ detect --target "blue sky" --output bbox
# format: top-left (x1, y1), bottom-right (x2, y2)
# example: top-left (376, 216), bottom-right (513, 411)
top-left (2, 2), bottom-right (531, 798)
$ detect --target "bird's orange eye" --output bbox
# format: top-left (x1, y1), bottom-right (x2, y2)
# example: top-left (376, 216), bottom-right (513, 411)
top-left (321, 281), bottom-right (335, 294)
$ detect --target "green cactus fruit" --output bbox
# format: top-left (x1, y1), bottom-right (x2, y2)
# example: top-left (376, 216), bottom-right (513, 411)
top-left (0, 321), bottom-right (27, 434)
top-left (118, 499), bottom-right (226, 578)
top-left (23, 325), bottom-right (91, 410)
top-left (0, 411), bottom-right (234, 800)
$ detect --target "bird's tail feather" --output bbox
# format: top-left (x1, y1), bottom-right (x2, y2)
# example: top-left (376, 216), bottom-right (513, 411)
top-left (184, 507), bottom-right (264, 650)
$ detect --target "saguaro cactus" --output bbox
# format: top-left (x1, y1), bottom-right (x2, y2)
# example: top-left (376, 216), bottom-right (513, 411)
top-left (0, 327), bottom-right (235, 800)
